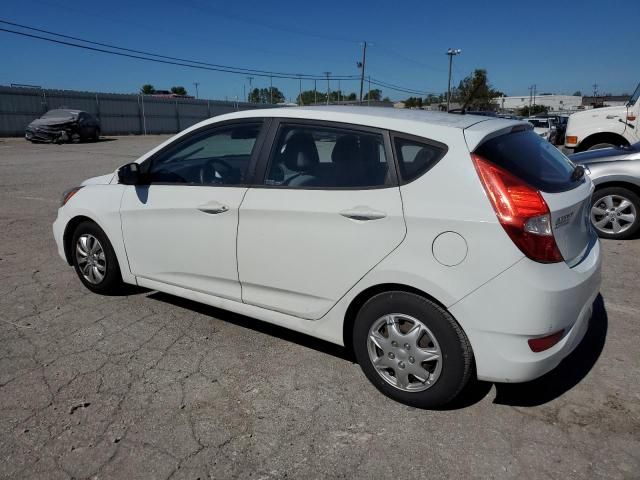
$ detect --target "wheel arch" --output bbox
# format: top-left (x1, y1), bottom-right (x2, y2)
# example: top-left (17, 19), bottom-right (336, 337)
top-left (578, 132), bottom-right (629, 151)
top-left (342, 283), bottom-right (450, 355)
top-left (62, 215), bottom-right (101, 265)
top-left (593, 180), bottom-right (640, 198)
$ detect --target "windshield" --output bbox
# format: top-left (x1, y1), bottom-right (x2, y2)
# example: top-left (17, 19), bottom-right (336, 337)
top-left (528, 119), bottom-right (549, 128)
top-left (627, 83), bottom-right (640, 107)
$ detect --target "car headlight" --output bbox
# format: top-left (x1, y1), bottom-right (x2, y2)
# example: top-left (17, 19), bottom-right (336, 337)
top-left (61, 186), bottom-right (83, 206)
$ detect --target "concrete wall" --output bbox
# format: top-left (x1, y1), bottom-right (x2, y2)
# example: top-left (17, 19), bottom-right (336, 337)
top-left (0, 86), bottom-right (273, 137)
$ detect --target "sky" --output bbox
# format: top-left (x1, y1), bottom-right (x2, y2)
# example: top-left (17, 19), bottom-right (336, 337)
top-left (1, 0), bottom-right (639, 102)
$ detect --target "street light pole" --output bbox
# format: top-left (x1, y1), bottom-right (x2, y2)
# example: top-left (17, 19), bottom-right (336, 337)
top-left (193, 82), bottom-right (200, 99)
top-left (446, 48), bottom-right (461, 112)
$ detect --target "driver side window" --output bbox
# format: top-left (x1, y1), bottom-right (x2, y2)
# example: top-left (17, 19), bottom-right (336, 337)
top-left (148, 123), bottom-right (261, 185)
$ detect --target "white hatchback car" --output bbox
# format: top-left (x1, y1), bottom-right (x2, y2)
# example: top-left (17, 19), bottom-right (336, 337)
top-left (53, 107), bottom-right (602, 408)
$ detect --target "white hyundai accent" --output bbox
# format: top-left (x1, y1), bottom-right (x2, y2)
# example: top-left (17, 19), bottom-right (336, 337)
top-left (53, 107), bottom-right (601, 408)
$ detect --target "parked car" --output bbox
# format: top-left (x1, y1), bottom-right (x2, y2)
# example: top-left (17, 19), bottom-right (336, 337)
top-left (25, 109), bottom-right (100, 143)
top-left (565, 82), bottom-right (640, 152)
top-left (534, 114), bottom-right (568, 145)
top-left (570, 142), bottom-right (640, 239)
top-left (53, 107), bottom-right (601, 408)
top-left (526, 117), bottom-right (557, 143)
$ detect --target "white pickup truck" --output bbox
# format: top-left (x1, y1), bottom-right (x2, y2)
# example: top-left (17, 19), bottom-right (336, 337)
top-left (565, 83), bottom-right (640, 152)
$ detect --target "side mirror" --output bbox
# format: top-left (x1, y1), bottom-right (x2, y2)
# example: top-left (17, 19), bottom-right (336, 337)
top-left (118, 162), bottom-right (141, 185)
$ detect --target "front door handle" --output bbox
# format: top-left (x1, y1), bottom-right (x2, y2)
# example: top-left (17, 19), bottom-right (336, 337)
top-left (339, 207), bottom-right (387, 221)
top-left (198, 202), bottom-right (229, 214)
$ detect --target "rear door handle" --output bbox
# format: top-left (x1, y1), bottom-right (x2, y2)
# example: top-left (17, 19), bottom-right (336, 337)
top-left (197, 202), bottom-right (229, 214)
top-left (339, 207), bottom-right (387, 221)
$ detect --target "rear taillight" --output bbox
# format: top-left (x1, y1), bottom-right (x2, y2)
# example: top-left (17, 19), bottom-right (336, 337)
top-left (472, 154), bottom-right (563, 263)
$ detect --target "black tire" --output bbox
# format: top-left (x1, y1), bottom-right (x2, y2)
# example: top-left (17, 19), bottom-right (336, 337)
top-left (71, 221), bottom-right (124, 294)
top-left (591, 187), bottom-right (640, 240)
top-left (352, 291), bottom-right (473, 408)
top-left (587, 142), bottom-right (617, 151)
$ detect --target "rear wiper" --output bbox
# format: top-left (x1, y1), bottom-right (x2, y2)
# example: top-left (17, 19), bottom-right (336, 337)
top-left (571, 164), bottom-right (586, 181)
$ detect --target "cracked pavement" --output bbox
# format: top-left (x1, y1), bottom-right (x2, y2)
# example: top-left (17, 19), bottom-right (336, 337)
top-left (0, 136), bottom-right (639, 479)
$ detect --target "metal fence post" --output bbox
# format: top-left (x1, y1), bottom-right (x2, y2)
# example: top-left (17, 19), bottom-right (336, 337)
top-left (95, 93), bottom-right (101, 124)
top-left (175, 99), bottom-right (180, 132)
top-left (139, 94), bottom-right (147, 135)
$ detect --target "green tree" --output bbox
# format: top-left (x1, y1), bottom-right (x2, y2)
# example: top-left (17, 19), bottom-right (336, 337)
top-left (404, 97), bottom-right (423, 108)
top-left (248, 87), bottom-right (285, 104)
top-left (171, 86), bottom-right (188, 96)
top-left (364, 89), bottom-right (382, 101)
top-left (518, 104), bottom-right (549, 117)
top-left (296, 89), bottom-right (358, 105)
top-left (140, 84), bottom-right (155, 94)
top-left (572, 90), bottom-right (582, 96)
top-left (454, 69), bottom-right (502, 110)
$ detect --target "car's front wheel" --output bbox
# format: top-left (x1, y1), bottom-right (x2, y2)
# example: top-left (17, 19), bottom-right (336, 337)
top-left (352, 291), bottom-right (473, 408)
top-left (591, 187), bottom-right (640, 239)
top-left (71, 221), bottom-right (123, 294)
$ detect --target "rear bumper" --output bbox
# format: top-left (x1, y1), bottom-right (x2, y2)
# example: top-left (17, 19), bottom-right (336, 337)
top-left (450, 237), bottom-right (602, 383)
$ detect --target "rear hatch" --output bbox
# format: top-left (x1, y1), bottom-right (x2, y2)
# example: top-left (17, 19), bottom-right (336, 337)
top-left (471, 126), bottom-right (594, 266)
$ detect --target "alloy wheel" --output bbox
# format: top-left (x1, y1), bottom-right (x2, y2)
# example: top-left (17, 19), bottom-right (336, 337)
top-left (591, 194), bottom-right (637, 235)
top-left (367, 313), bottom-right (442, 392)
top-left (75, 234), bottom-right (106, 284)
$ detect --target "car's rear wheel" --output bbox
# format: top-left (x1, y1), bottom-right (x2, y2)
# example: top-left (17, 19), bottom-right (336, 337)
top-left (352, 291), bottom-right (473, 408)
top-left (591, 187), bottom-right (640, 239)
top-left (71, 221), bottom-right (123, 294)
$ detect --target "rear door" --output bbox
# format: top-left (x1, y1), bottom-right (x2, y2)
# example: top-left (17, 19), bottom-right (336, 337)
top-left (237, 119), bottom-right (406, 320)
top-left (473, 128), bottom-right (595, 265)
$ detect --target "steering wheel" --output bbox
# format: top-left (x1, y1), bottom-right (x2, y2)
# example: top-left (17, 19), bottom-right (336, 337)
top-left (199, 158), bottom-right (234, 184)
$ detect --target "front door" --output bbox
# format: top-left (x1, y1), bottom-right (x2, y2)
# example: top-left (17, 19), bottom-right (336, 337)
top-left (120, 121), bottom-right (265, 301)
top-left (237, 121), bottom-right (406, 319)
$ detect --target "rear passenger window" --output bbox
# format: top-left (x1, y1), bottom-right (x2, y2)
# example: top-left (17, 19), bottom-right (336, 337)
top-left (393, 137), bottom-right (447, 183)
top-left (265, 125), bottom-right (391, 188)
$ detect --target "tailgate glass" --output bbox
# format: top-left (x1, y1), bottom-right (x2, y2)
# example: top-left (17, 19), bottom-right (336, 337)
top-left (475, 130), bottom-right (582, 193)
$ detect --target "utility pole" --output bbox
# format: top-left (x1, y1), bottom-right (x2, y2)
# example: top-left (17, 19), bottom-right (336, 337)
top-left (314, 79), bottom-right (317, 104)
top-left (338, 79), bottom-right (341, 102)
top-left (446, 48), bottom-right (461, 112)
top-left (324, 72), bottom-right (331, 105)
top-left (246, 76), bottom-right (253, 102)
top-left (193, 82), bottom-right (200, 99)
top-left (592, 82), bottom-right (599, 106)
top-left (368, 76), bottom-right (371, 106)
top-left (358, 41), bottom-right (367, 104)
top-left (528, 85), bottom-right (533, 114)
top-left (270, 75), bottom-right (273, 104)
top-left (298, 75), bottom-right (302, 105)
top-left (243, 84), bottom-right (245, 104)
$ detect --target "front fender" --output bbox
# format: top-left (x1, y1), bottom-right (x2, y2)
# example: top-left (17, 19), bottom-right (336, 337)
top-left (56, 185), bottom-right (135, 284)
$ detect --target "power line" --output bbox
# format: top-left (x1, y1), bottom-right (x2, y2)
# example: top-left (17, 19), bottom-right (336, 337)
top-left (0, 20), bottom-right (358, 80)
top-left (0, 19), bottom-right (433, 97)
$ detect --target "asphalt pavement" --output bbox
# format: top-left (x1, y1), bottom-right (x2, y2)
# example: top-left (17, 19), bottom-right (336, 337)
top-left (0, 136), bottom-right (638, 479)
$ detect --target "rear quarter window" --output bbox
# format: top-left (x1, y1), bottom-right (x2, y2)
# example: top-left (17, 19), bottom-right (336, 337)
top-left (475, 130), bottom-right (579, 193)
top-left (393, 135), bottom-right (448, 183)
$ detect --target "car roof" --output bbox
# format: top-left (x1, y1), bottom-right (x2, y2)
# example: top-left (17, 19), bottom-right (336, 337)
top-left (210, 105), bottom-right (523, 140)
